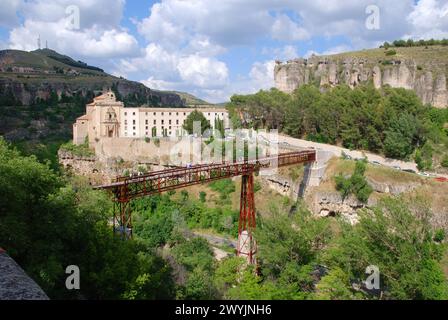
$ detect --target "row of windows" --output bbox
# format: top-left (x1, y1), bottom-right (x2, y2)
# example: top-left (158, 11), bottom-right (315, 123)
top-left (124, 129), bottom-right (175, 137)
top-left (124, 119), bottom-right (183, 126)
top-left (123, 111), bottom-right (225, 117)
top-left (124, 125), bottom-right (176, 131)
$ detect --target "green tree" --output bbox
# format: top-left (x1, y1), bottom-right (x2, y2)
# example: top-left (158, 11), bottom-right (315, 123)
top-left (322, 197), bottom-right (448, 300)
top-left (335, 160), bottom-right (373, 203)
top-left (183, 110), bottom-right (211, 135)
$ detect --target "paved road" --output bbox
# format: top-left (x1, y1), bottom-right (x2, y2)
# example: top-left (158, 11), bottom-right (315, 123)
top-left (259, 133), bottom-right (448, 179)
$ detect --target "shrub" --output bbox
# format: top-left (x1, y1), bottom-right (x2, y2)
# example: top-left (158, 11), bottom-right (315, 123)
top-left (199, 191), bottom-right (206, 203)
top-left (441, 156), bottom-right (448, 168)
top-left (385, 49), bottom-right (397, 56)
top-left (335, 160), bottom-right (373, 203)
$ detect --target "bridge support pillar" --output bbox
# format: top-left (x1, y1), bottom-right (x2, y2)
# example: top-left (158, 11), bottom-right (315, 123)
top-left (237, 174), bottom-right (257, 265)
top-left (114, 184), bottom-right (133, 239)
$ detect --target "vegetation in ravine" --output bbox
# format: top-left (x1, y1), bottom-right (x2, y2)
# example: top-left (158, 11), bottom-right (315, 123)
top-left (1, 137), bottom-right (447, 300)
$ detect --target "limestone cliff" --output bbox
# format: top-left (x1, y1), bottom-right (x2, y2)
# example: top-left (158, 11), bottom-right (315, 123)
top-left (274, 46), bottom-right (448, 108)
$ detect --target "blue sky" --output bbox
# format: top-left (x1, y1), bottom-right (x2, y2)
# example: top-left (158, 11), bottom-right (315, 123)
top-left (1, 0), bottom-right (448, 102)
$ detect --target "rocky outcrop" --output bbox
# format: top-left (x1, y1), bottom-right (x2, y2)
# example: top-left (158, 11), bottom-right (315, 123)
top-left (366, 178), bottom-right (421, 195)
top-left (0, 49), bottom-right (184, 107)
top-left (274, 53), bottom-right (448, 108)
top-left (309, 191), bottom-right (376, 225)
top-left (0, 77), bottom-right (184, 107)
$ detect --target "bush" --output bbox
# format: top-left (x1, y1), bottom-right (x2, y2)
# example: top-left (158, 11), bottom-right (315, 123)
top-left (335, 160), bottom-right (373, 203)
top-left (441, 156), bottom-right (448, 168)
top-left (385, 50), bottom-right (397, 56)
top-left (60, 141), bottom-right (94, 157)
top-left (199, 191), bottom-right (206, 203)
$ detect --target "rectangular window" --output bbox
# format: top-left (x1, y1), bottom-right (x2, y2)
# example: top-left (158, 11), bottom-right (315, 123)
top-left (161, 112), bottom-right (164, 116)
top-left (176, 120), bottom-right (179, 125)
top-left (133, 132), bottom-right (136, 136)
top-left (133, 120), bottom-right (136, 125)
top-left (153, 112), bottom-right (156, 116)
top-left (145, 120), bottom-right (148, 125)
top-left (169, 112), bottom-right (171, 116)
top-left (124, 112), bottom-right (127, 116)
top-left (154, 120), bottom-right (156, 125)
top-left (133, 126), bottom-right (136, 130)
top-left (146, 126), bottom-right (148, 130)
top-left (124, 120), bottom-right (127, 125)
top-left (162, 120), bottom-right (164, 124)
top-left (133, 112), bottom-right (135, 116)
top-left (169, 120), bottom-right (172, 125)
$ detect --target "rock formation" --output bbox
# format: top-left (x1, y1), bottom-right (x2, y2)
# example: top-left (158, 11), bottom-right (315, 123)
top-left (274, 50), bottom-right (448, 108)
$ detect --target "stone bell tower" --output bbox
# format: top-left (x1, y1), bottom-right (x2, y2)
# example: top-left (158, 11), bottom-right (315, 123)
top-left (102, 106), bottom-right (119, 138)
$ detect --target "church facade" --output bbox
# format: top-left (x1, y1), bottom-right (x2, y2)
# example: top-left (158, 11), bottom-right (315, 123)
top-left (73, 91), bottom-right (229, 145)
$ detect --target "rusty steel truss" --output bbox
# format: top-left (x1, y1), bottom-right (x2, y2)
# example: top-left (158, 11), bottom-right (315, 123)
top-left (96, 150), bottom-right (316, 262)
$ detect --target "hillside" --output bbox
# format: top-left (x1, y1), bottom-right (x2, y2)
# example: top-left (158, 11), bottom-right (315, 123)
top-left (0, 49), bottom-right (184, 107)
top-left (274, 45), bottom-right (448, 108)
top-left (167, 91), bottom-right (211, 105)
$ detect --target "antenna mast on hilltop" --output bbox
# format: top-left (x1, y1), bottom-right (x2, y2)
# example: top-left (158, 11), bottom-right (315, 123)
top-left (46, 40), bottom-right (48, 49)
top-left (37, 35), bottom-right (41, 50)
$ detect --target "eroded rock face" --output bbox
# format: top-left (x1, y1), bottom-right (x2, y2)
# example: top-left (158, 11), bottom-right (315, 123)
top-left (366, 178), bottom-right (421, 195)
top-left (310, 191), bottom-right (375, 225)
top-left (0, 77), bottom-right (184, 107)
top-left (274, 58), bottom-right (448, 108)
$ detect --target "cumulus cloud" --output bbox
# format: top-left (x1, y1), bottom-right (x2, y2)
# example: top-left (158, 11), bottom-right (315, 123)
top-left (0, 0), bottom-right (21, 27)
top-left (6, 0), bottom-right (137, 62)
top-left (271, 14), bottom-right (310, 42)
top-left (405, 0), bottom-right (448, 39)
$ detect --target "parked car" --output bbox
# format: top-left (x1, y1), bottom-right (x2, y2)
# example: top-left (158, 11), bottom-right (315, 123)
top-left (370, 160), bottom-right (381, 165)
top-left (418, 172), bottom-right (430, 177)
top-left (392, 166), bottom-right (401, 170)
top-left (402, 168), bottom-right (417, 174)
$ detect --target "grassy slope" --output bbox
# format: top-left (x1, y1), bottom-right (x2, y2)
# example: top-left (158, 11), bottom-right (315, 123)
top-left (166, 91), bottom-right (211, 105)
top-left (320, 45), bottom-right (448, 78)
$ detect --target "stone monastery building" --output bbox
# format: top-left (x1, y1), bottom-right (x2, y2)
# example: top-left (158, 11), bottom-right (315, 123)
top-left (73, 91), bottom-right (229, 145)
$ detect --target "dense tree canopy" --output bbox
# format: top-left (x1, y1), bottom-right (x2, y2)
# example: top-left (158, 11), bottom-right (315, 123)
top-left (227, 85), bottom-right (448, 164)
top-left (0, 138), bottom-right (174, 299)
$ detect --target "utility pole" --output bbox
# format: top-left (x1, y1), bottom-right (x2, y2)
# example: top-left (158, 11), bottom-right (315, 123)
top-left (37, 35), bottom-right (41, 50)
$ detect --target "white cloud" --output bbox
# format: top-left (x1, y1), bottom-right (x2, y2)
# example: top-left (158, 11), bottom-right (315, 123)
top-left (21, 0), bottom-right (125, 29)
top-left (405, 0), bottom-right (448, 39)
top-left (248, 60), bottom-right (275, 90)
top-left (177, 55), bottom-right (228, 88)
top-left (9, 19), bottom-right (138, 59)
top-left (6, 0), bottom-right (137, 62)
top-left (271, 14), bottom-right (310, 41)
top-left (0, 0), bottom-right (21, 27)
